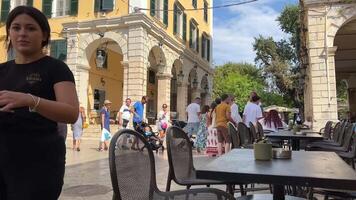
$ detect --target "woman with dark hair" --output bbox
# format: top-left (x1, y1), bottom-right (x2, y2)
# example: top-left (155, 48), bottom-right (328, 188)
top-left (195, 105), bottom-right (210, 153)
top-left (259, 110), bottom-right (286, 132)
top-left (0, 6), bottom-right (78, 199)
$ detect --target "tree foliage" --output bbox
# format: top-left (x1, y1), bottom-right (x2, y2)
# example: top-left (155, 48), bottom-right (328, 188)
top-left (213, 63), bottom-right (289, 110)
top-left (253, 4), bottom-right (302, 107)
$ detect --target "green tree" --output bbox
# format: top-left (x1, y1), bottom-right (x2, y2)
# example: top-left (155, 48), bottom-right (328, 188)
top-left (253, 4), bottom-right (302, 107)
top-left (213, 63), bottom-right (289, 110)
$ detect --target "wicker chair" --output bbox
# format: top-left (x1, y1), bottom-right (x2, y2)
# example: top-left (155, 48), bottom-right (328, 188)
top-left (109, 129), bottom-right (235, 200)
top-left (165, 126), bottom-right (246, 194)
top-left (228, 122), bottom-right (240, 149)
top-left (249, 122), bottom-right (258, 142)
top-left (237, 122), bottom-right (253, 148)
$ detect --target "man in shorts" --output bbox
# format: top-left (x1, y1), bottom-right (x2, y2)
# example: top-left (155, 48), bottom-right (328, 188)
top-left (215, 94), bottom-right (235, 155)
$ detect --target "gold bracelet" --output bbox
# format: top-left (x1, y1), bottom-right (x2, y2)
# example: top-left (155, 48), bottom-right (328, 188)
top-left (28, 93), bottom-right (41, 112)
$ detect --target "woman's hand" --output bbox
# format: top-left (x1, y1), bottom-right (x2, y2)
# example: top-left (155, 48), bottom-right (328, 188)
top-left (0, 90), bottom-right (33, 112)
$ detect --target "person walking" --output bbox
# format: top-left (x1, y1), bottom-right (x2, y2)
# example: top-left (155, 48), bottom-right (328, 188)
top-left (131, 96), bottom-right (147, 149)
top-left (117, 98), bottom-right (131, 129)
top-left (72, 106), bottom-right (86, 151)
top-left (215, 94), bottom-right (235, 155)
top-left (185, 97), bottom-right (201, 138)
top-left (243, 95), bottom-right (263, 127)
top-left (99, 100), bottom-right (112, 151)
top-left (196, 105), bottom-right (209, 153)
top-left (0, 6), bottom-right (79, 199)
top-left (230, 95), bottom-right (242, 124)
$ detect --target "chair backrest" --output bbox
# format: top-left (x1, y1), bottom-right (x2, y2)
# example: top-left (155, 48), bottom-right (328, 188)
top-left (249, 122), bottom-right (258, 142)
top-left (256, 121), bottom-right (264, 138)
top-left (337, 121), bottom-right (349, 144)
top-left (323, 121), bottom-right (333, 139)
top-left (109, 129), bottom-right (158, 200)
top-left (341, 124), bottom-right (354, 150)
top-left (166, 126), bottom-right (195, 184)
top-left (349, 131), bottom-right (356, 158)
top-left (228, 122), bottom-right (240, 148)
top-left (237, 122), bottom-right (252, 146)
top-left (331, 122), bottom-right (341, 142)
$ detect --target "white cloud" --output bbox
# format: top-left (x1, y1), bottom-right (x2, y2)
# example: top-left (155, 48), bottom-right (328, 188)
top-left (213, 0), bottom-right (292, 65)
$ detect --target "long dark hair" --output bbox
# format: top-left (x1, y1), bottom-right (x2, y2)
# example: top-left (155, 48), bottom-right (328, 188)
top-left (264, 110), bottom-right (283, 128)
top-left (201, 105), bottom-right (210, 114)
top-left (6, 6), bottom-right (51, 51)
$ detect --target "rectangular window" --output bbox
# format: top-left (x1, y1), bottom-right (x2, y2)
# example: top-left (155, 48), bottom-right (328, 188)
top-left (11, 0), bottom-right (30, 9)
top-left (150, 0), bottom-right (168, 26)
top-left (204, 1), bottom-right (208, 22)
top-left (50, 39), bottom-right (67, 61)
top-left (94, 89), bottom-right (105, 110)
top-left (174, 3), bottom-right (186, 40)
top-left (192, 0), bottom-right (197, 9)
top-left (189, 20), bottom-right (198, 51)
top-left (52, 0), bottom-right (70, 17)
top-left (201, 34), bottom-right (210, 61)
top-left (94, 0), bottom-right (114, 12)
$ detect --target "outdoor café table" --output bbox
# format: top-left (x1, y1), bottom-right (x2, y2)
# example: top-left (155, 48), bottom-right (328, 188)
top-left (264, 130), bottom-right (323, 150)
top-left (196, 149), bottom-right (356, 200)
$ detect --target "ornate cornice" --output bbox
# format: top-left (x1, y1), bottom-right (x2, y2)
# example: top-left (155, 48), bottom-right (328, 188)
top-left (62, 13), bottom-right (214, 75)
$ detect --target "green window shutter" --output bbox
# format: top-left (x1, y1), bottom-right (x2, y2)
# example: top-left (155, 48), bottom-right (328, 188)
top-left (27, 0), bottom-right (33, 6)
top-left (150, 0), bottom-right (155, 16)
top-left (189, 21), bottom-right (192, 48)
top-left (42, 0), bottom-right (52, 18)
top-left (173, 4), bottom-right (177, 34)
top-left (102, 0), bottom-right (113, 11)
top-left (70, 0), bottom-right (78, 15)
top-left (51, 40), bottom-right (67, 61)
top-left (204, 2), bottom-right (208, 22)
top-left (196, 28), bottom-right (199, 52)
top-left (94, 0), bottom-right (100, 12)
top-left (207, 38), bottom-right (210, 61)
top-left (163, 0), bottom-right (168, 26)
top-left (182, 13), bottom-right (187, 41)
top-left (1, 0), bottom-right (10, 22)
top-left (201, 35), bottom-right (205, 58)
top-left (192, 0), bottom-right (197, 9)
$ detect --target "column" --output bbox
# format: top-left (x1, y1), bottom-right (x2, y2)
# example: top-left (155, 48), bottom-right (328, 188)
top-left (156, 73), bottom-right (171, 113)
top-left (127, 25), bottom-right (147, 103)
top-left (305, 11), bottom-right (338, 130)
top-left (177, 83), bottom-right (188, 121)
top-left (192, 89), bottom-right (201, 100)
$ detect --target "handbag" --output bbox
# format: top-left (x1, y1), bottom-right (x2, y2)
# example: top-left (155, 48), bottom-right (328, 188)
top-left (101, 128), bottom-right (112, 142)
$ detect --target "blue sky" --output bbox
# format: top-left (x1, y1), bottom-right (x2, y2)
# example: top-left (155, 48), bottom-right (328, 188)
top-left (213, 0), bottom-right (298, 65)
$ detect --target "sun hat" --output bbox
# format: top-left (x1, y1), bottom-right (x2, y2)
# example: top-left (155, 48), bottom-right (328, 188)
top-left (104, 100), bottom-right (112, 104)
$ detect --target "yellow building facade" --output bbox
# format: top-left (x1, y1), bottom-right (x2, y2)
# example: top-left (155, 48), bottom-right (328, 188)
top-left (0, 0), bottom-right (213, 123)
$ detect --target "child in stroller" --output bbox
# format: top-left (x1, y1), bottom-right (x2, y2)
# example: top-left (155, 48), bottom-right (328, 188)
top-left (135, 122), bottom-right (164, 152)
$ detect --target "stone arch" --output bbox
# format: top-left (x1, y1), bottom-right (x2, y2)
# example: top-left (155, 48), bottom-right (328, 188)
top-left (78, 31), bottom-right (128, 67)
top-left (328, 5), bottom-right (356, 47)
top-left (148, 45), bottom-right (167, 72)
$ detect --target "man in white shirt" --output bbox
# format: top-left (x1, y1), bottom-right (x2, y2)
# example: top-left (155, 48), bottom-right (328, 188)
top-left (230, 95), bottom-right (242, 125)
top-left (243, 96), bottom-right (263, 127)
top-left (184, 97), bottom-right (201, 137)
top-left (117, 98), bottom-right (132, 128)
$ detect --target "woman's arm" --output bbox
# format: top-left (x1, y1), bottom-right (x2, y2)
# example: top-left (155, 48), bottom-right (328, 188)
top-left (0, 81), bottom-right (78, 123)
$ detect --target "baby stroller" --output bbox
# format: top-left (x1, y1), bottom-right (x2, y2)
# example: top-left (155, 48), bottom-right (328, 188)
top-left (135, 122), bottom-right (164, 152)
